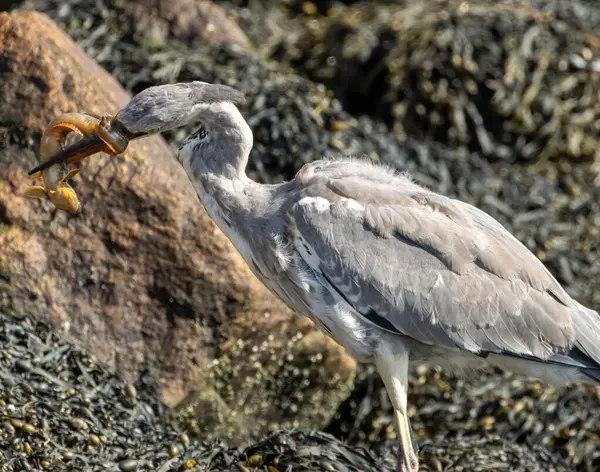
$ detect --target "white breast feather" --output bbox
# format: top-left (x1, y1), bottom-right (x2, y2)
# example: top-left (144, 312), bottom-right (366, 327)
top-left (271, 232), bottom-right (292, 271)
top-left (293, 228), bottom-right (374, 359)
top-left (297, 196), bottom-right (330, 213)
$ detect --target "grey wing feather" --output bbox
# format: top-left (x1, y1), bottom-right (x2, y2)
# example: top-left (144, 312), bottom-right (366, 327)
top-left (288, 161), bottom-right (600, 366)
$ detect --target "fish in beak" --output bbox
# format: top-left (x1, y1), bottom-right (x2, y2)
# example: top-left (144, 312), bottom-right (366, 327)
top-left (24, 113), bottom-right (135, 213)
top-left (25, 81), bottom-right (245, 213)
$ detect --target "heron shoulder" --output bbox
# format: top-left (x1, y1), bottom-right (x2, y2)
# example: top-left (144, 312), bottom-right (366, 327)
top-left (289, 158), bottom-right (570, 299)
top-left (283, 157), bottom-right (589, 360)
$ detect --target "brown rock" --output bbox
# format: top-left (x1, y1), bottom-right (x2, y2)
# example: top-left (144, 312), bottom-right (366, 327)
top-left (125, 0), bottom-right (250, 49)
top-left (0, 10), bottom-right (354, 442)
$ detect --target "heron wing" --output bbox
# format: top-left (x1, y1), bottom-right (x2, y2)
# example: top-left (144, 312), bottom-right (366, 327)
top-left (288, 160), bottom-right (599, 362)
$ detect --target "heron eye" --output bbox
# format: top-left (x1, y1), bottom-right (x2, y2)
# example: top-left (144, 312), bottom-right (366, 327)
top-left (192, 125), bottom-right (207, 141)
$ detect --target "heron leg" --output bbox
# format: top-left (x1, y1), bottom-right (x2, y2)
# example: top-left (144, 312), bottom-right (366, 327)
top-left (407, 416), bottom-right (419, 455)
top-left (375, 344), bottom-right (419, 472)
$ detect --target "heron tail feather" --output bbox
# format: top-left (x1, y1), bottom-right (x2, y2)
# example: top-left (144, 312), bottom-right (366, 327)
top-left (581, 367), bottom-right (600, 385)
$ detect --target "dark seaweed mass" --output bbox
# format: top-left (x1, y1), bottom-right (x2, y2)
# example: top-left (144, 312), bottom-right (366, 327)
top-left (253, 0), bottom-right (600, 163)
top-left (0, 311), bottom-right (388, 471)
top-left (0, 312), bottom-right (571, 471)
top-left (11, 0), bottom-right (600, 470)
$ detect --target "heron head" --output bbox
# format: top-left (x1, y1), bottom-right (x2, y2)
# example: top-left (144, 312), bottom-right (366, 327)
top-left (117, 81), bottom-right (251, 179)
top-left (27, 82), bottom-right (251, 190)
top-left (176, 104), bottom-right (253, 182)
top-left (115, 81), bottom-right (246, 136)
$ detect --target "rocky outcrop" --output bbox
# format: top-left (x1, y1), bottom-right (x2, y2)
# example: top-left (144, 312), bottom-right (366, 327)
top-left (0, 10), bottom-right (355, 442)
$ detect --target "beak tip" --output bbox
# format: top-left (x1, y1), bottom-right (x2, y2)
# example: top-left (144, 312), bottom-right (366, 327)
top-left (27, 132), bottom-right (106, 176)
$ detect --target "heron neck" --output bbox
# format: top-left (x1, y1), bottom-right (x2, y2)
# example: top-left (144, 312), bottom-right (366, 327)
top-left (193, 172), bottom-right (278, 261)
top-left (213, 104), bottom-right (254, 180)
top-left (197, 173), bottom-right (272, 217)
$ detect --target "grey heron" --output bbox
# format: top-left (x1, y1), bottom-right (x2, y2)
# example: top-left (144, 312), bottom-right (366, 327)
top-left (27, 81), bottom-right (600, 472)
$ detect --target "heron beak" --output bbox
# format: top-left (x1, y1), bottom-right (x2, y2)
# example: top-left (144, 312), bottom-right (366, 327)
top-left (27, 114), bottom-right (132, 177)
top-left (24, 113), bottom-right (136, 213)
top-left (28, 133), bottom-right (108, 177)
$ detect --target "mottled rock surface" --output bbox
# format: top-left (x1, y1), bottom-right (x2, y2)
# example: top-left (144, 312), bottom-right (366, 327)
top-left (0, 10), bottom-right (355, 442)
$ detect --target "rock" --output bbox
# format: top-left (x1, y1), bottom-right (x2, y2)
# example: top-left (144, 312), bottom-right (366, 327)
top-left (0, 10), bottom-right (355, 442)
top-left (124, 0), bottom-right (250, 49)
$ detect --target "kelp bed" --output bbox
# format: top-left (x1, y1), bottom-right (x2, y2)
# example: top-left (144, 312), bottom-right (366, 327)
top-left (0, 312), bottom-right (572, 471)
top-left (243, 0), bottom-right (600, 163)
top-left (0, 312), bottom-right (389, 471)
top-left (9, 0), bottom-right (600, 470)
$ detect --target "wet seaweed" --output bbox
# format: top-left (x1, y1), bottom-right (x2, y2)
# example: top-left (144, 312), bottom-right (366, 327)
top-left (0, 312), bottom-right (382, 471)
top-left (0, 311), bottom-right (572, 471)
top-left (253, 0), bottom-right (600, 164)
